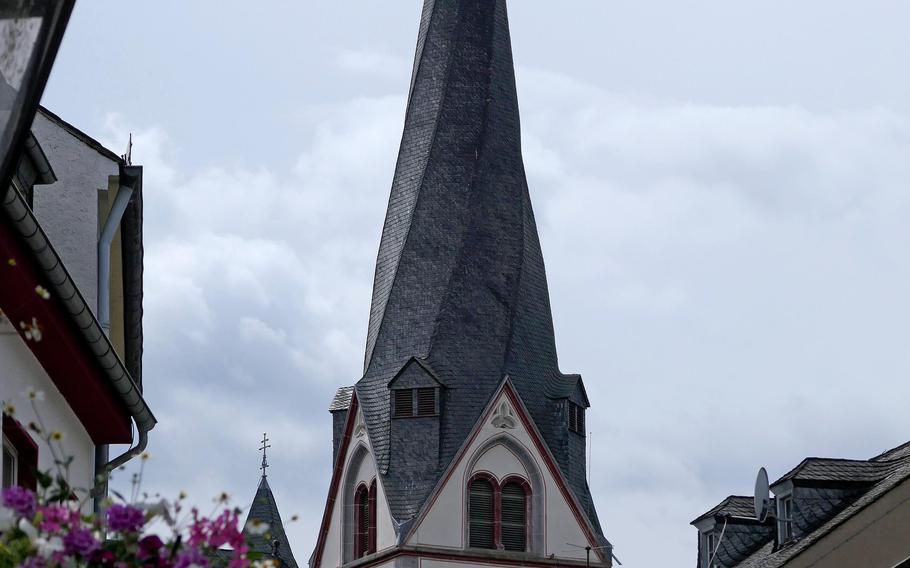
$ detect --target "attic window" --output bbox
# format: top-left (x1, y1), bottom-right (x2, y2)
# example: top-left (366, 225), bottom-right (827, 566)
top-left (568, 402), bottom-right (585, 435)
top-left (778, 495), bottom-right (794, 543)
top-left (392, 388), bottom-right (438, 418)
top-left (702, 531), bottom-right (717, 568)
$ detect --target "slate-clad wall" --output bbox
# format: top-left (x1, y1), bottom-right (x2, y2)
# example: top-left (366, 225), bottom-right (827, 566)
top-left (791, 485), bottom-right (865, 540)
top-left (332, 410), bottom-right (348, 464)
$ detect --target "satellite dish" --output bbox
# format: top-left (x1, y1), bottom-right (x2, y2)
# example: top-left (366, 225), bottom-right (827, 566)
top-left (754, 467), bottom-right (771, 522)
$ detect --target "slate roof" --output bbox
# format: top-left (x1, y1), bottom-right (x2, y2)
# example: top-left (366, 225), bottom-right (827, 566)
top-left (697, 441), bottom-right (910, 568)
top-left (692, 496), bottom-right (756, 524)
top-left (242, 477), bottom-right (298, 568)
top-left (353, 0), bottom-right (604, 543)
top-left (328, 386), bottom-right (354, 412)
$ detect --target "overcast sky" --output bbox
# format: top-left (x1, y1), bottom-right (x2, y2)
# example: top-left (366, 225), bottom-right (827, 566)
top-left (39, 1), bottom-right (910, 566)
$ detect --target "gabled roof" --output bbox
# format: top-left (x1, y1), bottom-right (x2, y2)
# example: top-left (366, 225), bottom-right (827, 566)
top-left (328, 386), bottom-right (354, 412)
top-left (691, 496), bottom-right (757, 525)
top-left (772, 457), bottom-right (903, 487)
top-left (353, 0), bottom-right (603, 540)
top-left (243, 477), bottom-right (298, 568)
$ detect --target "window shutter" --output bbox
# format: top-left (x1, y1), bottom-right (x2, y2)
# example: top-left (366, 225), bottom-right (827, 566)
top-left (417, 388), bottom-right (436, 416)
top-left (500, 482), bottom-right (527, 551)
top-left (577, 405), bottom-right (585, 434)
top-left (468, 479), bottom-right (495, 549)
top-left (393, 389), bottom-right (413, 418)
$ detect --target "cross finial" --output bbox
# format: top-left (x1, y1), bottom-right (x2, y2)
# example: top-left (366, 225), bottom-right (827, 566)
top-left (259, 432), bottom-right (271, 478)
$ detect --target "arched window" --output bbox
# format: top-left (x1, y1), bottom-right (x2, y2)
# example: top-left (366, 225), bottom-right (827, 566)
top-left (354, 484), bottom-right (370, 558)
top-left (467, 475), bottom-right (530, 552)
top-left (500, 481), bottom-right (527, 551)
top-left (468, 477), bottom-right (495, 549)
top-left (354, 479), bottom-right (378, 558)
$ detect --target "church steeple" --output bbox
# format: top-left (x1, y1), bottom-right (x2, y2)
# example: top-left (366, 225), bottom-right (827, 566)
top-left (242, 435), bottom-right (298, 568)
top-left (354, 0), bottom-right (604, 542)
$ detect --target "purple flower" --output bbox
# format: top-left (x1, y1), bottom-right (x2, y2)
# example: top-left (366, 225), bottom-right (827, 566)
top-left (138, 535), bottom-right (165, 561)
top-left (63, 527), bottom-right (100, 557)
top-left (1, 486), bottom-right (37, 518)
top-left (174, 547), bottom-right (210, 568)
top-left (106, 504), bottom-right (145, 533)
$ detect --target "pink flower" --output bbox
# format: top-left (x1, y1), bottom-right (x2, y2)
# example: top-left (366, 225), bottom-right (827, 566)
top-left (38, 504), bottom-right (76, 534)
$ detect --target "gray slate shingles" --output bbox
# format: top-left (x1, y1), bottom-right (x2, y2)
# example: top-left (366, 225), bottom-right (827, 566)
top-left (350, 0), bottom-right (605, 546)
top-left (243, 477), bottom-right (298, 568)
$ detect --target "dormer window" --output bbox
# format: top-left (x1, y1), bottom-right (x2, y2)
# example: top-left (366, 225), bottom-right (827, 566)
top-left (568, 402), bottom-right (585, 435)
top-left (701, 531), bottom-right (717, 568)
top-left (777, 495), bottom-right (794, 543)
top-left (393, 388), bottom-right (438, 418)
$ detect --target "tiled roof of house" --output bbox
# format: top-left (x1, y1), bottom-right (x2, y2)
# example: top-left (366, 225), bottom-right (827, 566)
top-left (328, 386), bottom-right (353, 412)
top-left (773, 457), bottom-right (904, 485)
top-left (692, 496), bottom-right (756, 524)
top-left (352, 0), bottom-right (604, 544)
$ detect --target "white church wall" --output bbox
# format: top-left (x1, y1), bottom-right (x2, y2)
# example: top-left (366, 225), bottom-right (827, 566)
top-left (408, 389), bottom-right (595, 563)
top-left (319, 406), bottom-right (397, 568)
top-left (0, 319), bottom-right (95, 501)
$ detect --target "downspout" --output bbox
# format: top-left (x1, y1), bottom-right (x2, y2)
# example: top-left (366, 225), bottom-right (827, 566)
top-left (93, 164), bottom-right (139, 513)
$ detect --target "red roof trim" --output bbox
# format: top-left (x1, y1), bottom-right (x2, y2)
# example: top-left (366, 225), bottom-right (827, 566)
top-left (0, 219), bottom-right (131, 443)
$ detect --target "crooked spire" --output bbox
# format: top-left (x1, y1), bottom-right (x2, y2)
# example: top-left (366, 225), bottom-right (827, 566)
top-left (354, 0), bottom-right (604, 542)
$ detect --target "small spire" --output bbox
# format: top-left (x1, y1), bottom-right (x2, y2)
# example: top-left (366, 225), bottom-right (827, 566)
top-left (259, 432), bottom-right (271, 478)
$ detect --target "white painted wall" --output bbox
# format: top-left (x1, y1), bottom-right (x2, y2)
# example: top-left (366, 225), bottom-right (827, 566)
top-left (0, 318), bottom-right (96, 504)
top-left (318, 408), bottom-right (397, 568)
top-left (409, 390), bottom-right (596, 563)
top-left (30, 111), bottom-right (120, 313)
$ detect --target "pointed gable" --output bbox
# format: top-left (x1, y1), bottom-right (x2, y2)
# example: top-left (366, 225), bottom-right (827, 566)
top-left (406, 380), bottom-right (611, 562)
top-left (354, 0), bottom-right (604, 542)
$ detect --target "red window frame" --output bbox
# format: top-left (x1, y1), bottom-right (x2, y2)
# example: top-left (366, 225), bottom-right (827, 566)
top-left (467, 473), bottom-right (531, 552)
top-left (2, 415), bottom-right (38, 490)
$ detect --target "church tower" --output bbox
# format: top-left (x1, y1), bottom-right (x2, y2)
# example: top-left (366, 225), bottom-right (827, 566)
top-left (312, 2), bottom-right (612, 567)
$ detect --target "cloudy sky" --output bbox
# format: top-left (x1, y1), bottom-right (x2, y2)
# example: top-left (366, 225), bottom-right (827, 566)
top-left (39, 1), bottom-right (910, 565)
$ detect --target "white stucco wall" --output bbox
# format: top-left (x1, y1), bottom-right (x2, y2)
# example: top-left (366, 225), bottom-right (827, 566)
top-left (0, 318), bottom-right (96, 502)
top-left (30, 111), bottom-right (120, 313)
top-left (409, 390), bottom-right (596, 563)
top-left (318, 408), bottom-right (397, 568)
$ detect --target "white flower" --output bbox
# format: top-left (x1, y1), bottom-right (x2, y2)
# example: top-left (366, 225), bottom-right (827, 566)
top-left (20, 317), bottom-right (42, 342)
top-left (245, 519), bottom-right (270, 536)
top-left (35, 536), bottom-right (64, 557)
top-left (24, 388), bottom-right (45, 402)
top-left (18, 518), bottom-right (39, 540)
top-left (34, 285), bottom-right (50, 300)
top-left (252, 560), bottom-right (278, 568)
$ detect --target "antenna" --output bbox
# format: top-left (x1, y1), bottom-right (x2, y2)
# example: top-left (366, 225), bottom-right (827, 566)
top-left (754, 467), bottom-right (771, 523)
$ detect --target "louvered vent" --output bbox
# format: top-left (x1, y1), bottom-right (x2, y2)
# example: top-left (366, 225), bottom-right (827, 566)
top-left (417, 388), bottom-right (436, 416)
top-left (393, 389), bottom-right (413, 418)
top-left (468, 479), bottom-right (495, 549)
top-left (501, 482), bottom-right (527, 551)
top-left (568, 402), bottom-right (585, 435)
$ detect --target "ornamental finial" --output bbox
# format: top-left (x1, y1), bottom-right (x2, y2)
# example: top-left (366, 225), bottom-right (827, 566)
top-left (259, 432), bottom-right (271, 478)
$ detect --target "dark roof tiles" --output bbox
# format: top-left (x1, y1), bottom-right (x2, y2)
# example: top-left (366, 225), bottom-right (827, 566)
top-left (352, 0), bottom-right (604, 544)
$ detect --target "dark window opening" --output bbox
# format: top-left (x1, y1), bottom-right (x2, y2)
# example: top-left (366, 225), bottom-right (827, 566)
top-left (393, 389), bottom-right (413, 418)
top-left (2, 417), bottom-right (37, 490)
top-left (368, 479), bottom-right (377, 554)
top-left (468, 478), bottom-right (495, 549)
top-left (355, 484), bottom-right (370, 558)
top-left (2, 437), bottom-right (16, 489)
top-left (568, 402), bottom-right (585, 435)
